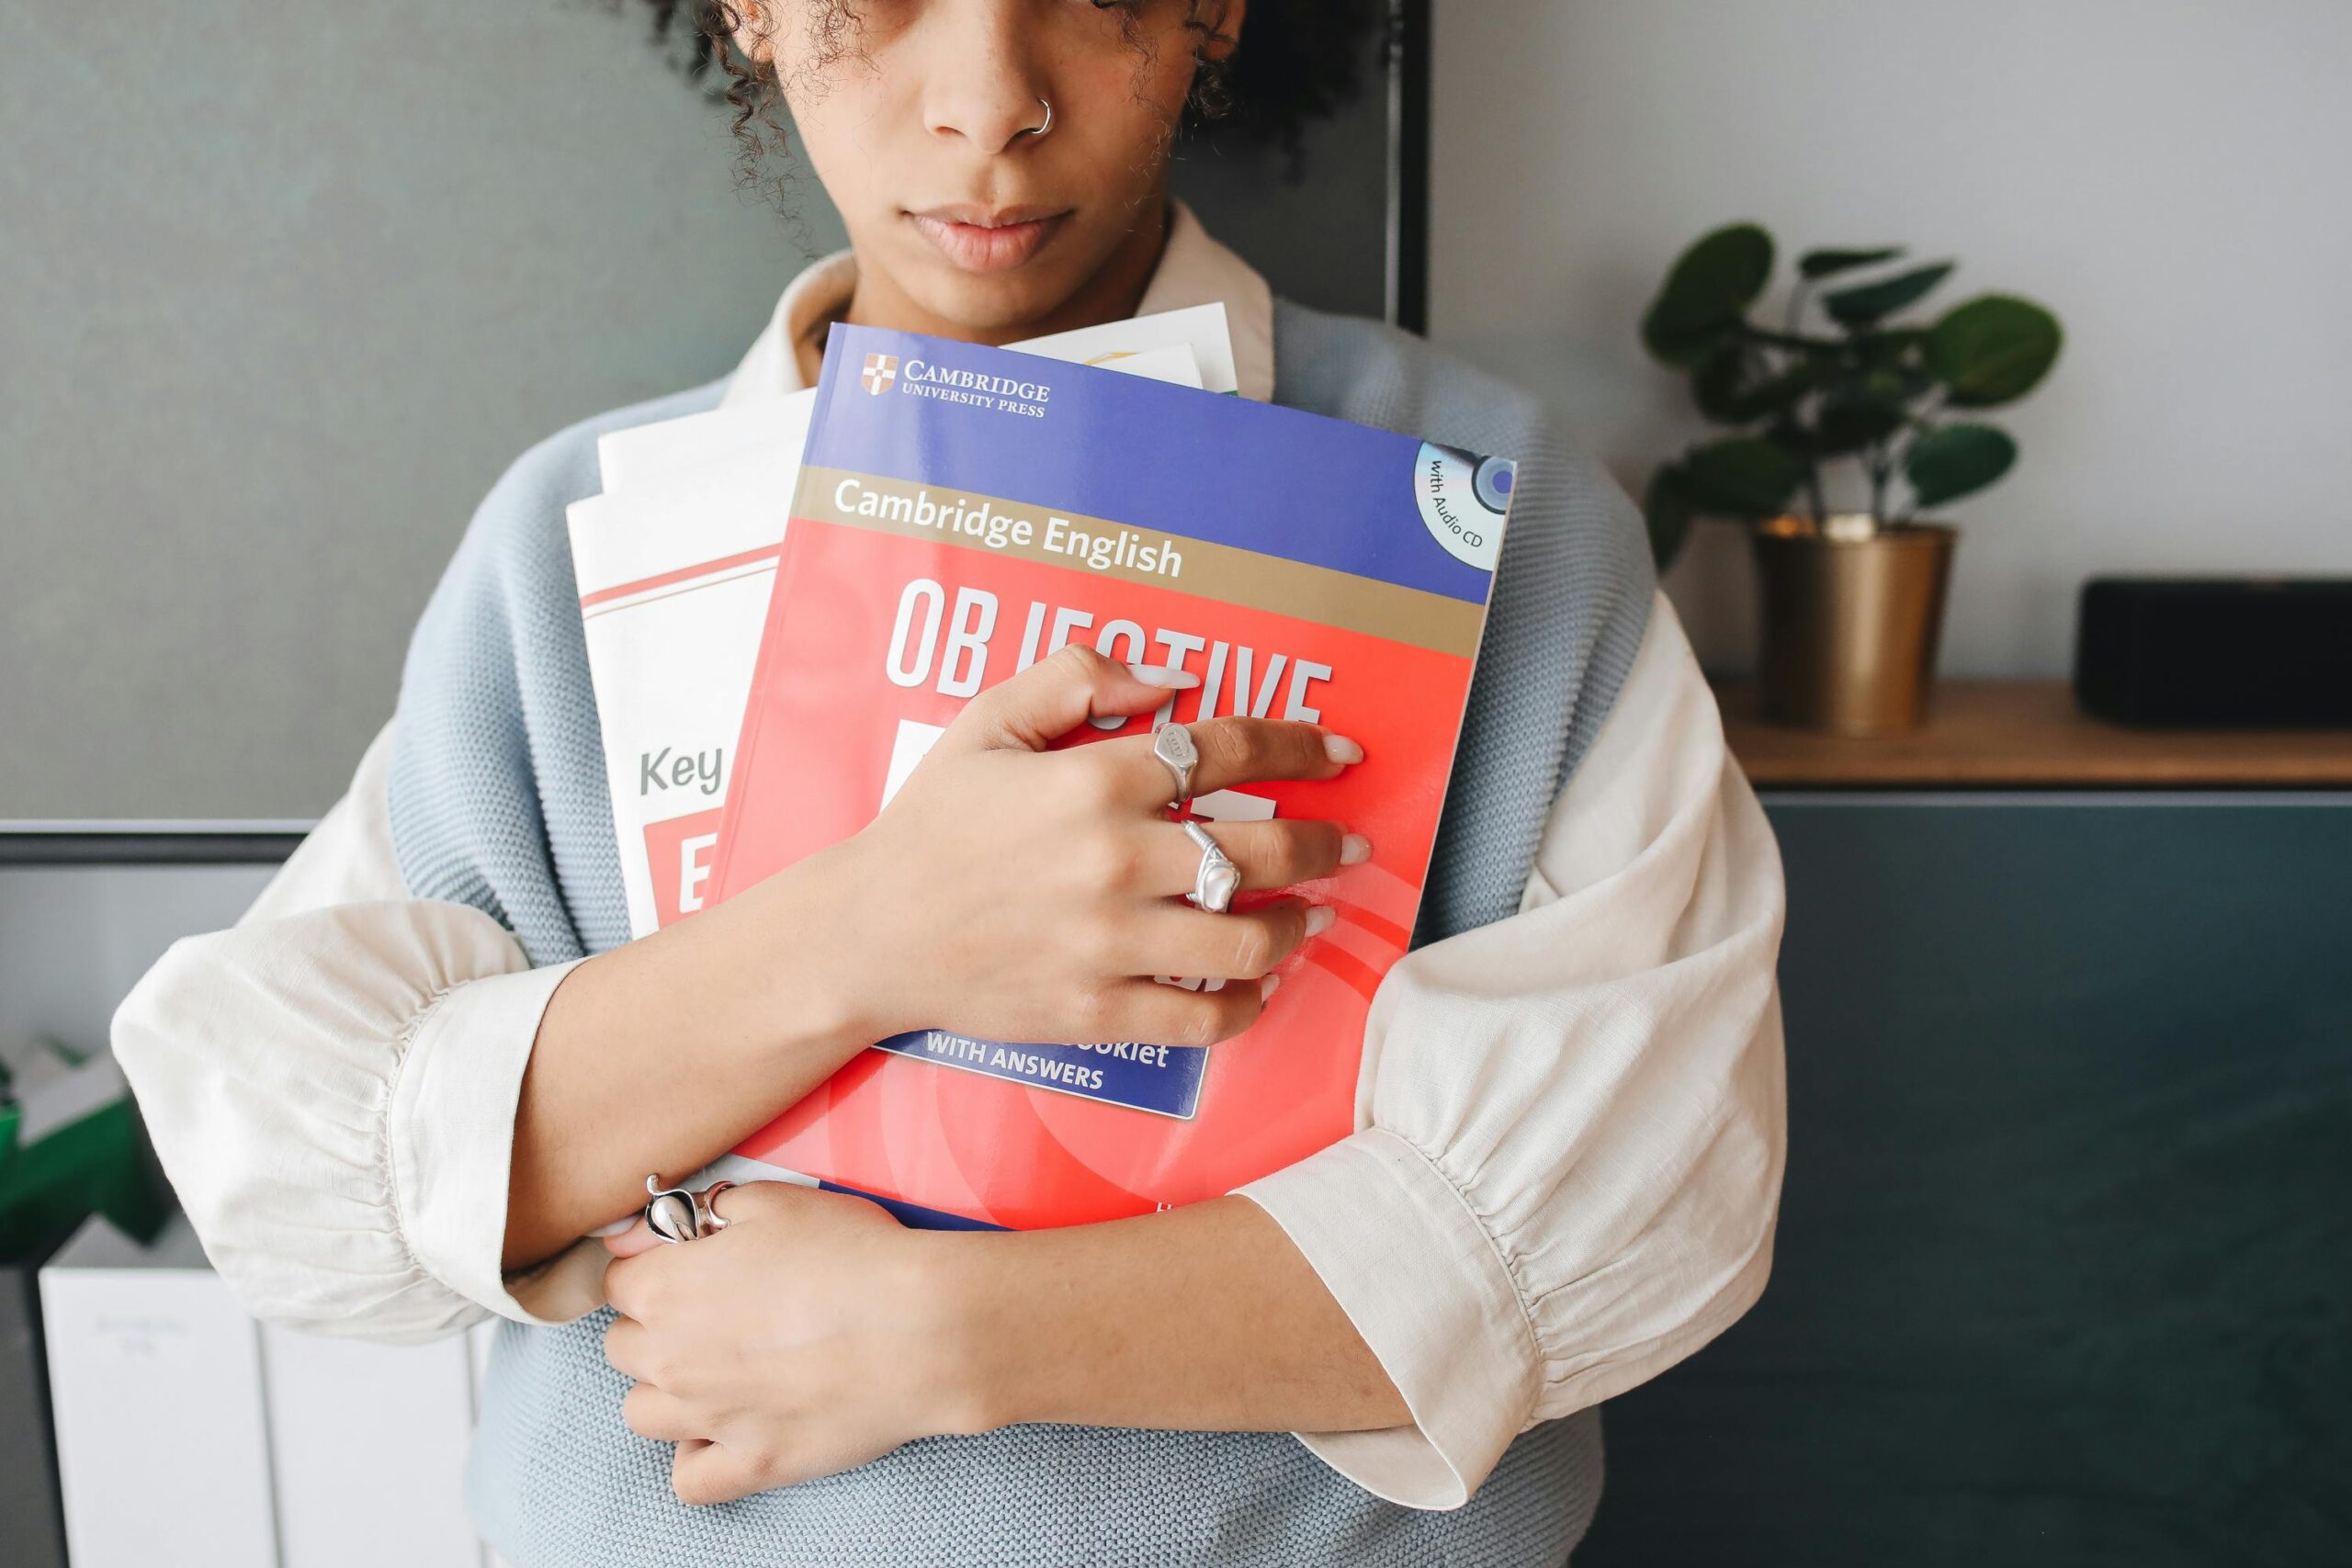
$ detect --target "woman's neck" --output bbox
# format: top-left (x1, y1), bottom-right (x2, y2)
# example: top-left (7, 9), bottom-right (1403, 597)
top-left (794, 198), bottom-right (1173, 384)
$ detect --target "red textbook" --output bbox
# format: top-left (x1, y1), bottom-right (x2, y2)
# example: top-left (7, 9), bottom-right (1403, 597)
top-left (708, 324), bottom-right (1519, 1230)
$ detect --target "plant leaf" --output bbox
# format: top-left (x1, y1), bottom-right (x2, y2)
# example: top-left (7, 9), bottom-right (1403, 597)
top-left (1822, 262), bottom-right (1956, 326)
top-left (1690, 344), bottom-right (1756, 423)
top-left (1799, 246), bottom-right (1905, 280)
top-left (1926, 295), bottom-right (2064, 407)
top-left (1644, 465), bottom-right (1699, 570)
top-left (1693, 344), bottom-right (1820, 423)
top-left (1680, 435), bottom-right (1806, 515)
top-left (1808, 392), bottom-right (1909, 457)
top-left (1643, 223), bottom-right (1775, 367)
top-left (1856, 328), bottom-right (1927, 368)
top-left (1905, 423), bottom-right (2018, 509)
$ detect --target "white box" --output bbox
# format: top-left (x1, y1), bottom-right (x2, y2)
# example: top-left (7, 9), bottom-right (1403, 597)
top-left (40, 1216), bottom-right (278, 1568)
top-left (41, 1214), bottom-right (491, 1568)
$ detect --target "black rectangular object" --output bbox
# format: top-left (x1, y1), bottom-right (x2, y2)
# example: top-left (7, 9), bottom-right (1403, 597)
top-left (2075, 576), bottom-right (2352, 726)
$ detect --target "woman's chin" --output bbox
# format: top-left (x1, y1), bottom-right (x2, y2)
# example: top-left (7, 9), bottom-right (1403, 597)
top-left (906, 262), bottom-right (1086, 340)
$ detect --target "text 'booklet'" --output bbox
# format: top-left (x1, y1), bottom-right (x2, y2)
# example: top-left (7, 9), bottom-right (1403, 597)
top-left (708, 323), bottom-right (1520, 1230)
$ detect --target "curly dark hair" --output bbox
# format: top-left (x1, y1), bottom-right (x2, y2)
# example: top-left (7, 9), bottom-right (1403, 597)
top-left (611, 1), bottom-right (1385, 212)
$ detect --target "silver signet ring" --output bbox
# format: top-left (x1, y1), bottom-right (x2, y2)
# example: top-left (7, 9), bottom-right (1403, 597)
top-left (643, 1173), bottom-right (701, 1244)
top-left (1153, 722), bottom-right (1199, 807)
top-left (1181, 818), bottom-right (1240, 913)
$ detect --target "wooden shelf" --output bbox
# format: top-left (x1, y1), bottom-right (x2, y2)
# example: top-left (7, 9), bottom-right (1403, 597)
top-left (1715, 681), bottom-right (2352, 788)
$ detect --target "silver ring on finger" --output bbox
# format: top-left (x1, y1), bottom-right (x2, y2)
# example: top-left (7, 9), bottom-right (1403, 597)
top-left (695, 1179), bottom-right (736, 1235)
top-left (642, 1175), bottom-right (736, 1243)
top-left (1181, 818), bottom-right (1240, 913)
top-left (643, 1173), bottom-right (702, 1244)
top-left (1152, 721), bottom-right (1198, 809)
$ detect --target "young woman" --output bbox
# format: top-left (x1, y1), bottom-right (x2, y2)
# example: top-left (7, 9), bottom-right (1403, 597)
top-left (114, 4), bottom-right (1787, 1563)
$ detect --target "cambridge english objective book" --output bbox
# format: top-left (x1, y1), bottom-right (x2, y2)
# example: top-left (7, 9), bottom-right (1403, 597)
top-left (710, 323), bottom-right (1519, 1231)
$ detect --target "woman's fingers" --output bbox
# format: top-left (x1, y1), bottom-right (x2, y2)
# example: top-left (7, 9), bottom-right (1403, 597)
top-left (603, 1216), bottom-right (662, 1258)
top-left (1188, 716), bottom-right (1362, 798)
top-left (1124, 900), bottom-right (1323, 987)
top-left (1097, 715), bottom-right (1362, 809)
top-left (622, 1382), bottom-right (704, 1443)
top-left (1136, 817), bottom-right (1364, 896)
top-left (938, 643), bottom-right (1197, 756)
top-left (604, 1314), bottom-right (653, 1381)
top-left (670, 1440), bottom-right (771, 1507)
top-left (1095, 970), bottom-right (1274, 1047)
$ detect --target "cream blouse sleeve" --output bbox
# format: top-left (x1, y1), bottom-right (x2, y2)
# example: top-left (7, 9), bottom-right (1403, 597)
top-left (1237, 592), bottom-right (1789, 1510)
top-left (109, 722), bottom-right (608, 1343)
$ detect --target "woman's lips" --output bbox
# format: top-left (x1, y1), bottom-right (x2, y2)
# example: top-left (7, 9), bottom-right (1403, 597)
top-left (907, 209), bottom-right (1069, 274)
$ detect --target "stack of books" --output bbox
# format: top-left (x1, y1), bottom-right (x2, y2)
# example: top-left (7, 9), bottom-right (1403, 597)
top-left (570, 308), bottom-right (1521, 1230)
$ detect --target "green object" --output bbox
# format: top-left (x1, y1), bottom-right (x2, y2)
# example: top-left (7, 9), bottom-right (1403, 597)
top-left (1681, 435), bottom-right (1807, 513)
top-left (1636, 225), bottom-right (2064, 569)
top-left (1820, 261), bottom-right (1956, 326)
top-left (1796, 245), bottom-right (1903, 280)
top-left (0, 1095), bottom-right (169, 1264)
top-left (1926, 294), bottom-right (2067, 407)
top-left (1640, 221), bottom-right (1775, 367)
top-left (1905, 422), bottom-right (2019, 508)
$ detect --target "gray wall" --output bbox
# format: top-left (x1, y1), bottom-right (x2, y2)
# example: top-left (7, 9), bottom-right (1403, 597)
top-left (1, 3), bottom-right (1390, 821)
top-left (1, 861), bottom-right (277, 1059)
top-left (1427, 0), bottom-right (2352, 677)
top-left (2, 3), bottom-right (837, 820)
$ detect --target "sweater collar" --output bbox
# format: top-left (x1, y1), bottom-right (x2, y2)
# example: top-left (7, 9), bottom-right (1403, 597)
top-left (718, 199), bottom-right (1274, 408)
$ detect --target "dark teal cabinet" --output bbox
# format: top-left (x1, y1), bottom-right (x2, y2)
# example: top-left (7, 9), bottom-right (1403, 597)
top-left (1579, 795), bottom-right (2352, 1568)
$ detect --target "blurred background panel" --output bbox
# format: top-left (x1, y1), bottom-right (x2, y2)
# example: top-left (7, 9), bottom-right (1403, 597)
top-left (1428, 0), bottom-right (2352, 678)
top-left (1577, 795), bottom-right (2352, 1567)
top-left (0, 1), bottom-right (1404, 820)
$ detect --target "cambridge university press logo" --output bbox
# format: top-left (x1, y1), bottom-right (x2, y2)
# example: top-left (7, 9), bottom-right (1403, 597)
top-left (861, 353), bottom-right (899, 395)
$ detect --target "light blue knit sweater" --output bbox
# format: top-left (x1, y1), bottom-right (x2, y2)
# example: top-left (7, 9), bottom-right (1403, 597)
top-left (389, 300), bottom-right (1653, 1566)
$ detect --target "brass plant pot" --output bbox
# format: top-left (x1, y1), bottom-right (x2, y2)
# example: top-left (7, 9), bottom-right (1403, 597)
top-left (1750, 516), bottom-right (1956, 735)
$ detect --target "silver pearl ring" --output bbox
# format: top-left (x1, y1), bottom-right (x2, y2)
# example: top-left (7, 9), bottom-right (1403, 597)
top-left (1153, 721), bottom-right (1199, 808)
top-left (1181, 819), bottom-right (1240, 913)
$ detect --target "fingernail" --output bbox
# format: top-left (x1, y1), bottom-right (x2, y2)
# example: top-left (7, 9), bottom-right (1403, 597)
top-left (587, 1215), bottom-right (638, 1236)
top-left (1128, 662), bottom-right (1201, 690)
top-left (1324, 734), bottom-right (1364, 764)
top-left (1340, 833), bottom-right (1372, 865)
top-left (1260, 973), bottom-right (1283, 1001)
top-left (1304, 905), bottom-right (1337, 937)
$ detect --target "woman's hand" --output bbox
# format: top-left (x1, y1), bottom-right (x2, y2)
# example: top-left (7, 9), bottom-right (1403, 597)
top-left (601, 1181), bottom-right (976, 1504)
top-left (601, 1179), bottom-right (1411, 1506)
top-left (811, 642), bottom-right (1368, 1051)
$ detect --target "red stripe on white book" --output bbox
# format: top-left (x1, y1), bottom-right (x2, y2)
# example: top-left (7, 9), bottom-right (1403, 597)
top-left (577, 543), bottom-right (786, 610)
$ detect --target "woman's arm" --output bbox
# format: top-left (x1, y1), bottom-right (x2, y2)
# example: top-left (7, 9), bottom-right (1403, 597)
top-left (117, 646), bottom-right (1362, 1338)
top-left (111, 723), bottom-right (571, 1338)
top-left (598, 597), bottom-right (1787, 1507)
top-left (507, 643), bottom-right (1355, 1267)
top-left (110, 719), bottom-right (888, 1332)
top-left (503, 843), bottom-right (873, 1269)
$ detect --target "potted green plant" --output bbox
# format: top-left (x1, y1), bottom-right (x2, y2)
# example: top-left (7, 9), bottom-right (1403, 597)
top-left (1641, 223), bottom-right (2062, 733)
